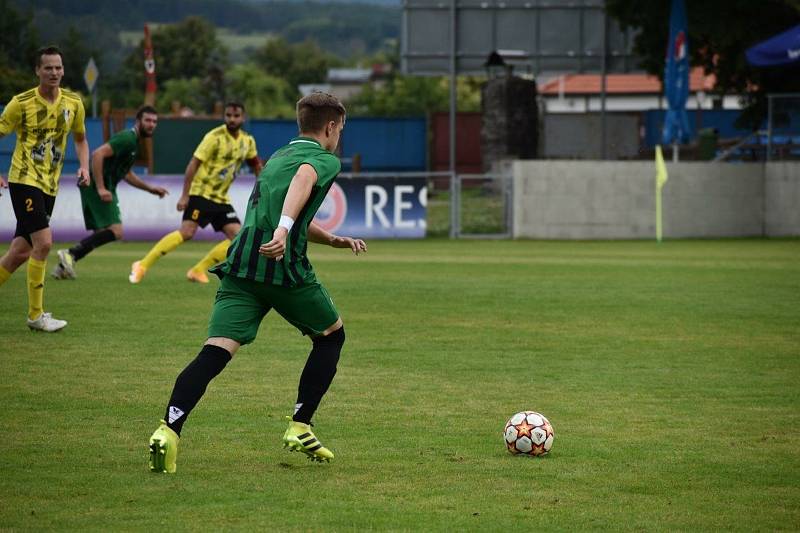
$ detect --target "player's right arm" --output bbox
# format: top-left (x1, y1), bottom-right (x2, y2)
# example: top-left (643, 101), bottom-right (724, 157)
top-left (0, 97), bottom-right (21, 188)
top-left (177, 157), bottom-right (201, 211)
top-left (258, 163), bottom-right (318, 260)
top-left (90, 142), bottom-right (114, 201)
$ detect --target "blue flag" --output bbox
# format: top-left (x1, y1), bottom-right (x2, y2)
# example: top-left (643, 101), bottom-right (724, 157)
top-left (662, 0), bottom-right (691, 145)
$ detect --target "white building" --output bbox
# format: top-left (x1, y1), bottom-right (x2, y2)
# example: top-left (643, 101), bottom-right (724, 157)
top-left (538, 67), bottom-right (741, 113)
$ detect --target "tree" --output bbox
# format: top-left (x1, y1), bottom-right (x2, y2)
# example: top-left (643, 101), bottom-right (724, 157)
top-left (606, 0), bottom-right (800, 129)
top-left (0, 0), bottom-right (39, 101)
top-left (348, 75), bottom-right (482, 117)
top-left (59, 26), bottom-right (99, 94)
top-left (156, 77), bottom-right (205, 114)
top-left (225, 63), bottom-right (295, 119)
top-left (253, 37), bottom-right (340, 95)
top-left (117, 16), bottom-right (228, 111)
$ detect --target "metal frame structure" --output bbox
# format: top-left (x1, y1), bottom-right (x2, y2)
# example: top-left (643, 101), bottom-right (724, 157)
top-left (767, 92), bottom-right (800, 162)
top-left (336, 171), bottom-right (513, 239)
top-left (452, 173), bottom-right (514, 239)
top-left (401, 0), bottom-right (638, 76)
top-left (401, 0), bottom-right (640, 196)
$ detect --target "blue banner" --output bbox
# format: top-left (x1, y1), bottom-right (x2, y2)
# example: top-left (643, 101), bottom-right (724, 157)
top-left (314, 177), bottom-right (427, 239)
top-left (662, 0), bottom-right (691, 145)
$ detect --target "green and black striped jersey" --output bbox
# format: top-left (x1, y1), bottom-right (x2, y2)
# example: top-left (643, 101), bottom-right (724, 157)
top-left (213, 137), bottom-right (340, 287)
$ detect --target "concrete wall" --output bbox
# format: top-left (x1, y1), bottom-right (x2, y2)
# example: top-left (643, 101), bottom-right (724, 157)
top-left (765, 162), bottom-right (800, 236)
top-left (512, 161), bottom-right (784, 239)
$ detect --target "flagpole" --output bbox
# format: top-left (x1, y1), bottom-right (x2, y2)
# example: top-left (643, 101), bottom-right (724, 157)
top-left (656, 181), bottom-right (663, 243)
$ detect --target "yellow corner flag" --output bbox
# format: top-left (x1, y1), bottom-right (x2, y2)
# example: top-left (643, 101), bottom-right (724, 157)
top-left (655, 145), bottom-right (668, 242)
top-left (655, 145), bottom-right (669, 189)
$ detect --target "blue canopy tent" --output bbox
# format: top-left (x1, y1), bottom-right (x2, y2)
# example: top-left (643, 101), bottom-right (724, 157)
top-left (746, 24), bottom-right (800, 67)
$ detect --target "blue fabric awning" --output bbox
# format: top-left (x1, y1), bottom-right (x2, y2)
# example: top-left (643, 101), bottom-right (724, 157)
top-left (746, 24), bottom-right (800, 67)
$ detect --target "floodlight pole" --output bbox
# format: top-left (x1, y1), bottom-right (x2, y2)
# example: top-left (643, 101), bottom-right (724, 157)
top-left (448, 0), bottom-right (458, 238)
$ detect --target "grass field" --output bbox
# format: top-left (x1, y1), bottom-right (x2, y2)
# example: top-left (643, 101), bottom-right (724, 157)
top-left (1, 239), bottom-right (799, 530)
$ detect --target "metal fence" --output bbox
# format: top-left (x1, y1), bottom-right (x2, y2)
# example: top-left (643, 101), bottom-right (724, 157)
top-left (451, 173), bottom-right (513, 239)
top-left (767, 93), bottom-right (800, 161)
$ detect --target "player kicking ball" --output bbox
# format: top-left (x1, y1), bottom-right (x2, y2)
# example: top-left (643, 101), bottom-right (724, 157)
top-left (52, 106), bottom-right (167, 279)
top-left (149, 92), bottom-right (366, 473)
top-left (129, 101), bottom-right (261, 284)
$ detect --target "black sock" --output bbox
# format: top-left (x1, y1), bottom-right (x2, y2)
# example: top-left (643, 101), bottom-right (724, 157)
top-left (293, 327), bottom-right (345, 424)
top-left (164, 344), bottom-right (231, 435)
top-left (69, 229), bottom-right (116, 261)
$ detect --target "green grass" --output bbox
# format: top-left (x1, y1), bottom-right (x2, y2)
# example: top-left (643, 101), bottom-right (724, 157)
top-left (1, 239), bottom-right (799, 530)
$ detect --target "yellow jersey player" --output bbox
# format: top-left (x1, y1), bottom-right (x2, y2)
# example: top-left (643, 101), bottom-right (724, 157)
top-left (129, 102), bottom-right (262, 284)
top-left (0, 45), bottom-right (90, 332)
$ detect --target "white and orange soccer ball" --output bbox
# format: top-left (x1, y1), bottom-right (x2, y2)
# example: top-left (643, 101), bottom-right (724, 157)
top-left (503, 411), bottom-right (554, 456)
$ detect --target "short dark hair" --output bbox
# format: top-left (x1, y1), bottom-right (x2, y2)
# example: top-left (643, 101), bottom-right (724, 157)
top-left (224, 101), bottom-right (245, 113)
top-left (135, 105), bottom-right (158, 120)
top-left (36, 45), bottom-right (62, 67)
top-left (296, 92), bottom-right (346, 134)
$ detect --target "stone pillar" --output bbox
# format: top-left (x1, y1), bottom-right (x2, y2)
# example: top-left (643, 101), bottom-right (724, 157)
top-left (481, 76), bottom-right (538, 172)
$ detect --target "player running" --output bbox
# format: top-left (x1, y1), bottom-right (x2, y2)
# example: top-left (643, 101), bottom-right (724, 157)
top-left (149, 92), bottom-right (366, 473)
top-left (129, 102), bottom-right (261, 284)
top-left (52, 105), bottom-right (167, 279)
top-left (0, 45), bottom-right (90, 332)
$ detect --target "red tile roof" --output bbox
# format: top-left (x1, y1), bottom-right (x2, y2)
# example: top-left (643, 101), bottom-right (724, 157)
top-left (539, 67), bottom-right (716, 95)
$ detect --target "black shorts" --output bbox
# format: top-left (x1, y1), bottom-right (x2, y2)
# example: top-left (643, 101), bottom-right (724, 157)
top-left (10, 183), bottom-right (56, 244)
top-left (182, 195), bottom-right (240, 232)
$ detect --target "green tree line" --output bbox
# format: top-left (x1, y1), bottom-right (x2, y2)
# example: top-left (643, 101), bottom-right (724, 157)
top-left (1, 0), bottom-right (480, 119)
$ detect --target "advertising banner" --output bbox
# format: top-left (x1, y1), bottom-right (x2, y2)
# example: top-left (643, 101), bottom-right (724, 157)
top-left (0, 175), bottom-right (427, 242)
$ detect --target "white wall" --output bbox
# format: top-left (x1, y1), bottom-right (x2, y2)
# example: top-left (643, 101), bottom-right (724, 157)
top-left (765, 162), bottom-right (800, 236)
top-left (512, 161), bottom-right (799, 239)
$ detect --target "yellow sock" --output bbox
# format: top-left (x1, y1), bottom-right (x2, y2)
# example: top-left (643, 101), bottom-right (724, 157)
top-left (0, 265), bottom-right (11, 286)
top-left (191, 239), bottom-right (231, 272)
top-left (140, 231), bottom-right (184, 270)
top-left (27, 257), bottom-right (46, 320)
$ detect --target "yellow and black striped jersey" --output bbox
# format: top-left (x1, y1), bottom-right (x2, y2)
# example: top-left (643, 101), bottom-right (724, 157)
top-left (0, 87), bottom-right (86, 196)
top-left (189, 125), bottom-right (258, 205)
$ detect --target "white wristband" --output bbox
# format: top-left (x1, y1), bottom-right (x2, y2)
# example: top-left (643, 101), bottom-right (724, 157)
top-left (278, 215), bottom-right (295, 231)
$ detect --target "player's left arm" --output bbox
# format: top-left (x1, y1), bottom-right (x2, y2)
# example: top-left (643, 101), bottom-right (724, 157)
top-left (124, 171), bottom-right (168, 198)
top-left (73, 133), bottom-right (90, 186)
top-left (72, 102), bottom-right (90, 186)
top-left (308, 221), bottom-right (367, 255)
top-left (246, 156), bottom-right (262, 176)
top-left (246, 138), bottom-right (262, 175)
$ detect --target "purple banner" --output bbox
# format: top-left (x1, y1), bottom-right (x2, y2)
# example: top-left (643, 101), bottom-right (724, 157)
top-left (0, 175), bottom-right (427, 242)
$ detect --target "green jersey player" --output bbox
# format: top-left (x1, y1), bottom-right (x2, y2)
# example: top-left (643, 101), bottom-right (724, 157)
top-left (148, 92), bottom-right (366, 473)
top-left (53, 105), bottom-right (167, 279)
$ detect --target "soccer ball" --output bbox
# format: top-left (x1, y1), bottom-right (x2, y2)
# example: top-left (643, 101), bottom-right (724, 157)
top-left (503, 411), bottom-right (554, 456)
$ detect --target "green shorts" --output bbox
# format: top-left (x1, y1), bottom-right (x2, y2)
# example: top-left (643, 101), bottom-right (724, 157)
top-left (80, 185), bottom-right (121, 230)
top-left (207, 274), bottom-right (340, 344)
